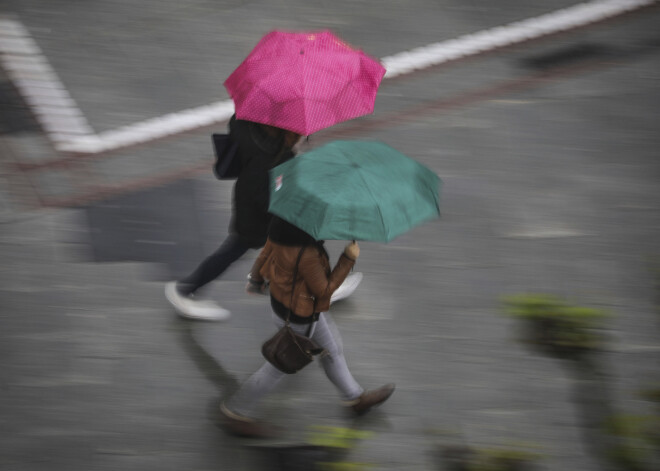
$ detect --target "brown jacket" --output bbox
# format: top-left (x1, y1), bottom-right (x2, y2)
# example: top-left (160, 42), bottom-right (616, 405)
top-left (250, 239), bottom-right (355, 317)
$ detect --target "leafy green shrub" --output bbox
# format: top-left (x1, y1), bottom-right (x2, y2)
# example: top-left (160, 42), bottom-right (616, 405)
top-left (502, 294), bottom-right (608, 360)
top-left (439, 445), bottom-right (540, 471)
top-left (603, 415), bottom-right (660, 470)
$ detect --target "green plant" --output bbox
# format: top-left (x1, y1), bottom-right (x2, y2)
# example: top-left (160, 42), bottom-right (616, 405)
top-left (602, 415), bottom-right (660, 471)
top-left (502, 294), bottom-right (608, 360)
top-left (307, 426), bottom-right (376, 470)
top-left (639, 387), bottom-right (660, 406)
top-left (501, 294), bottom-right (660, 470)
top-left (439, 445), bottom-right (540, 471)
top-left (307, 425), bottom-right (373, 449)
top-left (470, 448), bottom-right (540, 471)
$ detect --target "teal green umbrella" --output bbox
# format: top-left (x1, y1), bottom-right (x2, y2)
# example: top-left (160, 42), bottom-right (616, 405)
top-left (268, 140), bottom-right (441, 242)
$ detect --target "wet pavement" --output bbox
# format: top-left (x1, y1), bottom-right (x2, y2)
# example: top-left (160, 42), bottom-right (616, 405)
top-left (1, 1), bottom-right (659, 470)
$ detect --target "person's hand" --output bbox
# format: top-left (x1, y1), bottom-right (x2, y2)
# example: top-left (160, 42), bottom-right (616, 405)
top-left (246, 274), bottom-right (268, 295)
top-left (344, 241), bottom-right (360, 260)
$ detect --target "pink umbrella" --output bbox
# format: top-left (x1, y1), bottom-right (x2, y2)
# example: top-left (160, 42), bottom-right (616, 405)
top-left (224, 30), bottom-right (386, 136)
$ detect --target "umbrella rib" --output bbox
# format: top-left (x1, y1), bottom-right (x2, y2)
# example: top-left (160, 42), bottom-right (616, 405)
top-left (355, 169), bottom-right (388, 241)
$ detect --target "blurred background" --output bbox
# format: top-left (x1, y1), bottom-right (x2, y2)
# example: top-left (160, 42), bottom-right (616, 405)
top-left (1, 1), bottom-right (659, 470)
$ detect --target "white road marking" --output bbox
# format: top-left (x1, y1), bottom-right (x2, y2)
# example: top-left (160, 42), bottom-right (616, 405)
top-left (502, 228), bottom-right (591, 239)
top-left (1, 0), bottom-right (656, 155)
top-left (0, 18), bottom-right (95, 143)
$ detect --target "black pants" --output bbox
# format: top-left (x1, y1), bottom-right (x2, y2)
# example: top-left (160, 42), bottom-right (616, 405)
top-left (178, 233), bottom-right (252, 295)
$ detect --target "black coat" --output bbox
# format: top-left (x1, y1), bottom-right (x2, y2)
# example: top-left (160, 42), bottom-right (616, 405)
top-left (228, 116), bottom-right (295, 248)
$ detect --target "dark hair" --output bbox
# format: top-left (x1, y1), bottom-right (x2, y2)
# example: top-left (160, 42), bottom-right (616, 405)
top-left (268, 216), bottom-right (314, 246)
top-left (267, 216), bottom-right (329, 259)
top-left (255, 123), bottom-right (301, 165)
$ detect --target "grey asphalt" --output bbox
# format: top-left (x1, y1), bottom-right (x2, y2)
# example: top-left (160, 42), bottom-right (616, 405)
top-left (1, 1), bottom-right (659, 470)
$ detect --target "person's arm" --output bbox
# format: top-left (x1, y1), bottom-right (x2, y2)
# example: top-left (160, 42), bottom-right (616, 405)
top-left (298, 242), bottom-right (358, 312)
top-left (246, 239), bottom-right (272, 294)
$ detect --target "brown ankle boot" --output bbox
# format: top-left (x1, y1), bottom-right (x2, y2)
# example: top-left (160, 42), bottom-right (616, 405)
top-left (220, 403), bottom-right (278, 438)
top-left (349, 383), bottom-right (395, 415)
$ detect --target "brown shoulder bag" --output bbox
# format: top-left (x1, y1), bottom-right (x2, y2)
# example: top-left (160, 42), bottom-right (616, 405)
top-left (261, 247), bottom-right (326, 374)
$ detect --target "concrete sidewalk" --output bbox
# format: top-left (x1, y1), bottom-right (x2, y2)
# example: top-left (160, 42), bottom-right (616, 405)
top-left (2, 129), bottom-right (659, 471)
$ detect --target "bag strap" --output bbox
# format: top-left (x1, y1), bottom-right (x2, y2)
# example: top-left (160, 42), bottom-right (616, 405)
top-left (286, 246), bottom-right (306, 325)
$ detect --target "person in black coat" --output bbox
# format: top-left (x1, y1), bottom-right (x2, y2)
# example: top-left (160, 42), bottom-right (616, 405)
top-left (165, 115), bottom-right (301, 320)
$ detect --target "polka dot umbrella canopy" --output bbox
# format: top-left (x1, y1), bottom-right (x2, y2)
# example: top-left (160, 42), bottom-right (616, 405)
top-left (224, 30), bottom-right (386, 136)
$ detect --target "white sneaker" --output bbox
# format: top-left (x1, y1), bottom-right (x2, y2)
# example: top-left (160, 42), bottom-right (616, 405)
top-left (331, 272), bottom-right (363, 304)
top-left (164, 282), bottom-right (231, 321)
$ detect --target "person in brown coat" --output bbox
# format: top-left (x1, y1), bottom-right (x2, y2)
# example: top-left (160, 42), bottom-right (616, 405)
top-left (220, 216), bottom-right (394, 438)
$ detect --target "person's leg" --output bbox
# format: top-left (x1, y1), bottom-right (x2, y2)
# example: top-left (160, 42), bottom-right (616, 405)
top-left (302, 313), bottom-right (364, 401)
top-left (178, 232), bottom-right (252, 295)
top-left (165, 233), bottom-right (252, 320)
top-left (225, 312), bottom-right (288, 417)
top-left (225, 361), bottom-right (286, 417)
top-left (302, 313), bottom-right (395, 414)
top-left (228, 312), bottom-right (363, 415)
top-left (224, 311), bottom-right (393, 428)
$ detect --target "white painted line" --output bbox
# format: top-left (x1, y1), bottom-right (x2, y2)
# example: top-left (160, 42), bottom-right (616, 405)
top-left (13, 77), bottom-right (66, 90)
top-left (47, 132), bottom-right (97, 144)
top-left (2, 0), bottom-right (656, 155)
top-left (41, 121), bottom-right (94, 135)
top-left (56, 100), bottom-right (236, 153)
top-left (381, 0), bottom-right (655, 77)
top-left (54, 135), bottom-right (106, 152)
top-left (33, 107), bottom-right (85, 120)
top-left (21, 86), bottom-right (74, 101)
top-left (0, 17), bottom-right (97, 146)
top-left (3, 59), bottom-right (49, 74)
top-left (0, 18), bottom-right (30, 36)
top-left (22, 93), bottom-right (78, 109)
top-left (0, 37), bottom-right (40, 55)
top-left (6, 66), bottom-right (59, 82)
top-left (503, 228), bottom-right (591, 239)
top-left (38, 115), bottom-right (94, 133)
